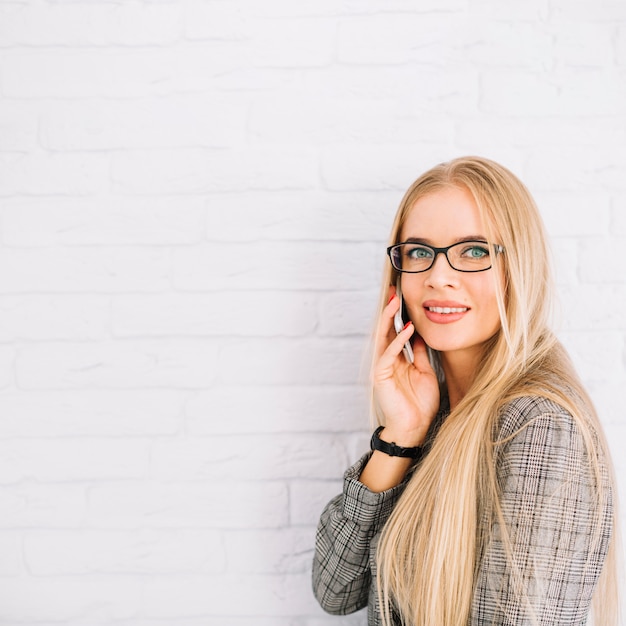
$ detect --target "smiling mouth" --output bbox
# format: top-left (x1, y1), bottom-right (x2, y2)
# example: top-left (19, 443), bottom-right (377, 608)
top-left (426, 306), bottom-right (469, 314)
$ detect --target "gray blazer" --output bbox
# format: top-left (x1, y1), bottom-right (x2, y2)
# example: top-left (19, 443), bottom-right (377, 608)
top-left (312, 396), bottom-right (613, 625)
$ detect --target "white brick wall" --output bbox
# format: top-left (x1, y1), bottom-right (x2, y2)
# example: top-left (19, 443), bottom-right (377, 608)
top-left (0, 0), bottom-right (624, 623)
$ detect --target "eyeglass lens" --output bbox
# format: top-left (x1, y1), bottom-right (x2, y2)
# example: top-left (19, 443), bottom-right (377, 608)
top-left (391, 241), bottom-right (493, 273)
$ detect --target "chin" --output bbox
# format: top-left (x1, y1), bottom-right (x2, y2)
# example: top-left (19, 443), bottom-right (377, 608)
top-left (416, 328), bottom-right (483, 355)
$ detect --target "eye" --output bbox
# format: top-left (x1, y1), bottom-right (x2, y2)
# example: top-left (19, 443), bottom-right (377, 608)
top-left (406, 245), bottom-right (433, 260)
top-left (460, 244), bottom-right (489, 259)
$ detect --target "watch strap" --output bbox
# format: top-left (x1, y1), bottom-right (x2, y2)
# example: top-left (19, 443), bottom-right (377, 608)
top-left (370, 426), bottom-right (423, 460)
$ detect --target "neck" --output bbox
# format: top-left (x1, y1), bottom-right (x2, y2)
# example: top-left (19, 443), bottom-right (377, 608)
top-left (440, 349), bottom-right (482, 410)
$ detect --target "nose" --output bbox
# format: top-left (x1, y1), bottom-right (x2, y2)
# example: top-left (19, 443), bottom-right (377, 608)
top-left (424, 251), bottom-right (459, 288)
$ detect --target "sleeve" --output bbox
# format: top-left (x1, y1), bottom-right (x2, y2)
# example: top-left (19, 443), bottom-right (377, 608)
top-left (471, 406), bottom-right (613, 626)
top-left (312, 451), bottom-right (409, 616)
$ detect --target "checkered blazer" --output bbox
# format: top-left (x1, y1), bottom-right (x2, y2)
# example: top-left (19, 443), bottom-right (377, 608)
top-left (312, 396), bottom-right (613, 625)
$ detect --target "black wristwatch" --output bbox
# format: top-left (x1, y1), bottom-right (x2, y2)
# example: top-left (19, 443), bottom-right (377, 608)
top-left (370, 426), bottom-right (423, 460)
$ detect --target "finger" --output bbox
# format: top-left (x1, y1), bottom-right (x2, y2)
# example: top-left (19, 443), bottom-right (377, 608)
top-left (377, 320), bottom-right (415, 373)
top-left (374, 291), bottom-right (400, 359)
top-left (410, 334), bottom-right (435, 375)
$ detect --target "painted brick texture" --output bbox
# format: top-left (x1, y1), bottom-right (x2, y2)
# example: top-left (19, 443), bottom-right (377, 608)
top-left (0, 0), bottom-right (624, 624)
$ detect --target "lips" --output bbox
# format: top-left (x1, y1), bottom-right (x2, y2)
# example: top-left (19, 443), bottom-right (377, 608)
top-left (422, 300), bottom-right (470, 324)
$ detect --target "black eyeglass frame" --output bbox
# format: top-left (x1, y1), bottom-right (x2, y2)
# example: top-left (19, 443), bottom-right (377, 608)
top-left (386, 240), bottom-right (505, 274)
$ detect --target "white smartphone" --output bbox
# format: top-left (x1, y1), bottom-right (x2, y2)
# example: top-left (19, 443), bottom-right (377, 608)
top-left (394, 278), bottom-right (415, 364)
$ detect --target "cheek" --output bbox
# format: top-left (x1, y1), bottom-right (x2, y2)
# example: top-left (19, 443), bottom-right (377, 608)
top-left (477, 283), bottom-right (502, 328)
top-left (399, 281), bottom-right (423, 321)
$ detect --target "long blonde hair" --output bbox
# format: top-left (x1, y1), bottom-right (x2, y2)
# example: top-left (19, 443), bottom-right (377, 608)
top-left (373, 157), bottom-right (618, 626)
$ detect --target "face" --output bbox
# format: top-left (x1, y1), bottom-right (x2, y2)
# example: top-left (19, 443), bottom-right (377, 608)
top-left (399, 185), bottom-right (503, 366)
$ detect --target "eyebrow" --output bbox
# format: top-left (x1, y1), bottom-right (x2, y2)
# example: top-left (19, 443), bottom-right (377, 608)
top-left (402, 235), bottom-right (488, 245)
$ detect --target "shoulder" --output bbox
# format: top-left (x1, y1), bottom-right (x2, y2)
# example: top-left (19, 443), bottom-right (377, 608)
top-left (496, 395), bottom-right (580, 442)
top-left (493, 395), bottom-right (593, 476)
top-left (493, 396), bottom-right (611, 494)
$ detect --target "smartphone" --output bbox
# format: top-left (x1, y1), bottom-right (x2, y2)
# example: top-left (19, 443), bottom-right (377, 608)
top-left (393, 278), bottom-right (415, 364)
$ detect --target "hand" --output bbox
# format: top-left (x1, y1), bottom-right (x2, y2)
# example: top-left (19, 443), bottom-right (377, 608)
top-left (372, 286), bottom-right (440, 448)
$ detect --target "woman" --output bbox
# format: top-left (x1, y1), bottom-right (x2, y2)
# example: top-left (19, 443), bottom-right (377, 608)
top-left (312, 157), bottom-right (617, 626)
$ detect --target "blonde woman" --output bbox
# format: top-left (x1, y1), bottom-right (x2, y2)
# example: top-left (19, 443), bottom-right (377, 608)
top-left (312, 157), bottom-right (617, 626)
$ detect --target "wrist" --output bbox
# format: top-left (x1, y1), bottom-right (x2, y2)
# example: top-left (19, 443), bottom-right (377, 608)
top-left (377, 425), bottom-right (428, 449)
top-left (371, 426), bottom-right (424, 460)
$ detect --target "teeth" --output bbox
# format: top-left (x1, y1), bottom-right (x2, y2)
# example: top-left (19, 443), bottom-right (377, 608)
top-left (428, 307), bottom-right (468, 314)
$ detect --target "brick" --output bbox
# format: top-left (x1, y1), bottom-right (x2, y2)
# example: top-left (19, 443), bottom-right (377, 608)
top-left (111, 292), bottom-right (318, 338)
top-left (290, 480), bottom-right (343, 526)
top-left (0, 295), bottom-right (108, 340)
top-left (479, 72), bottom-right (560, 116)
top-left (0, 439), bottom-right (149, 484)
top-left (557, 284), bottom-right (626, 331)
top-left (337, 14), bottom-right (454, 65)
top-left (217, 338), bottom-right (365, 385)
top-left (248, 95), bottom-right (455, 145)
top-left (185, 0), bottom-right (251, 40)
top-left (557, 330), bottom-right (624, 383)
top-left (344, 431), bottom-right (374, 465)
top-left (112, 148), bottom-right (317, 194)
top-left (142, 573), bottom-right (319, 617)
top-left (460, 22), bottom-right (552, 68)
top-left (0, 2), bottom-right (182, 46)
top-left (527, 143), bottom-right (626, 192)
top-left (0, 347), bottom-right (15, 389)
top-left (535, 192), bottom-right (611, 238)
top-left (550, 0), bottom-right (626, 21)
top-left (206, 191), bottom-right (398, 241)
top-left (612, 197), bottom-right (626, 234)
top-left (15, 340), bottom-right (219, 390)
top-left (0, 531), bottom-right (23, 576)
top-left (320, 144), bottom-right (456, 192)
top-left (1, 45), bottom-right (250, 98)
top-left (586, 380), bottom-right (626, 427)
top-left (151, 434), bottom-right (349, 481)
top-left (0, 153), bottom-right (109, 196)
top-left (0, 100), bottom-right (38, 151)
top-left (172, 242), bottom-right (380, 291)
top-left (251, 18), bottom-right (335, 68)
top-left (551, 238), bottom-right (581, 287)
top-left (0, 484), bottom-right (86, 529)
top-left (23, 529), bottom-right (225, 575)
top-left (618, 25), bottom-right (626, 65)
top-left (238, 0), bottom-right (464, 18)
top-left (299, 618), bottom-right (367, 626)
top-left (87, 481), bottom-right (288, 529)
top-left (60, 618), bottom-right (333, 626)
top-left (185, 385), bottom-right (370, 435)
top-left (304, 65), bottom-right (478, 112)
top-left (579, 237), bottom-right (626, 283)
top-left (40, 96), bottom-right (246, 151)
top-left (0, 578), bottom-right (139, 621)
top-left (456, 117), bottom-right (625, 149)
top-left (223, 527), bottom-right (315, 574)
top-left (1, 49), bottom-right (170, 98)
top-left (0, 248), bottom-right (169, 294)
top-left (342, 0), bottom-right (466, 11)
top-left (1, 196), bottom-right (206, 246)
top-left (464, 0), bottom-right (549, 19)
top-left (606, 424), bottom-right (626, 477)
top-left (481, 69), bottom-right (626, 117)
top-left (318, 290), bottom-right (379, 336)
top-left (0, 390), bottom-right (183, 438)
top-left (553, 22), bottom-right (614, 67)
top-left (190, 59), bottom-right (284, 92)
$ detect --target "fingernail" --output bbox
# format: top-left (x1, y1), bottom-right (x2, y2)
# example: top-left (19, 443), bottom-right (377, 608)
top-left (403, 321), bottom-right (412, 330)
top-left (387, 294), bottom-right (395, 304)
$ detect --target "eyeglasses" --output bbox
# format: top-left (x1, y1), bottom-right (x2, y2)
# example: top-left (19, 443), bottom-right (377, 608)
top-left (387, 240), bottom-right (504, 274)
